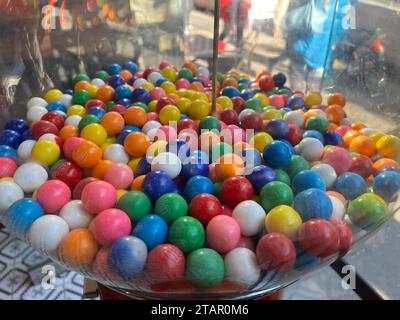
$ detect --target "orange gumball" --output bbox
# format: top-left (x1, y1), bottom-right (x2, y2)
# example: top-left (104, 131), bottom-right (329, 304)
top-left (189, 82), bottom-right (204, 92)
top-left (182, 61), bottom-right (197, 75)
top-left (350, 121), bottom-right (366, 131)
top-left (373, 158), bottom-right (400, 172)
top-left (349, 135), bottom-right (376, 157)
top-left (124, 106), bottom-right (147, 127)
top-left (124, 132), bottom-right (151, 157)
top-left (222, 77), bottom-right (238, 88)
top-left (91, 160), bottom-right (113, 179)
top-left (326, 191), bottom-right (347, 206)
top-left (59, 125), bottom-right (78, 141)
top-left (72, 140), bottom-right (102, 169)
top-left (343, 130), bottom-right (362, 147)
top-left (215, 153), bottom-right (245, 180)
top-left (100, 111), bottom-right (125, 136)
top-left (325, 104), bottom-right (345, 124)
top-left (74, 80), bottom-right (91, 91)
top-left (119, 70), bottom-right (133, 82)
top-left (327, 92), bottom-right (346, 107)
top-left (96, 85), bottom-right (115, 102)
top-left (131, 175), bottom-right (146, 191)
top-left (59, 229), bottom-right (98, 266)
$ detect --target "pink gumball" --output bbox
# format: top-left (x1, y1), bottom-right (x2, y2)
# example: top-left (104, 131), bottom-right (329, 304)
top-left (63, 137), bottom-right (85, 160)
top-left (36, 180), bottom-right (71, 213)
top-left (206, 215), bottom-right (241, 253)
top-left (221, 125), bottom-right (246, 144)
top-left (81, 181), bottom-right (117, 214)
top-left (236, 236), bottom-right (255, 251)
top-left (220, 121), bottom-right (227, 130)
top-left (103, 163), bottom-right (134, 189)
top-left (269, 94), bottom-right (286, 109)
top-left (147, 112), bottom-right (159, 122)
top-left (196, 73), bottom-right (210, 86)
top-left (90, 209), bottom-right (132, 246)
top-left (154, 125), bottom-right (177, 142)
top-left (322, 146), bottom-right (352, 175)
top-left (159, 60), bottom-right (173, 70)
top-left (175, 78), bottom-right (190, 89)
top-left (150, 87), bottom-right (167, 101)
top-left (208, 163), bottom-right (219, 183)
top-left (0, 158), bottom-right (17, 178)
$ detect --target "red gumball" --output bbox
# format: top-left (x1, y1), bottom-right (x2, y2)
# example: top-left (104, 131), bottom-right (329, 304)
top-left (287, 123), bottom-right (302, 146)
top-left (177, 119), bottom-right (198, 133)
top-left (232, 96), bottom-right (245, 114)
top-left (219, 109), bottom-right (238, 125)
top-left (51, 161), bottom-right (83, 190)
top-left (258, 75), bottom-right (275, 92)
top-left (256, 233), bottom-right (296, 271)
top-left (109, 104), bottom-right (126, 115)
top-left (332, 220), bottom-right (353, 254)
top-left (72, 177), bottom-right (98, 199)
top-left (335, 125), bottom-right (351, 136)
top-left (220, 176), bottom-right (254, 208)
top-left (240, 112), bottom-right (262, 130)
top-left (0, 157), bottom-right (17, 178)
top-left (298, 219), bottom-right (340, 257)
top-left (143, 66), bottom-right (157, 79)
top-left (62, 137), bottom-right (85, 160)
top-left (31, 120), bottom-right (59, 139)
top-left (42, 111), bottom-right (65, 130)
top-left (189, 194), bottom-right (223, 225)
top-left (146, 244), bottom-right (186, 282)
top-left (156, 97), bottom-right (176, 113)
top-left (349, 155), bottom-right (374, 179)
top-left (85, 99), bottom-right (106, 111)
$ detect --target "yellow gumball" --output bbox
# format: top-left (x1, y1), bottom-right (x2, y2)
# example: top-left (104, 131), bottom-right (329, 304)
top-left (31, 140), bottom-right (60, 166)
top-left (0, 177), bottom-right (14, 182)
top-left (80, 123), bottom-right (108, 146)
top-left (216, 96), bottom-right (233, 109)
top-left (376, 135), bottom-right (400, 159)
top-left (177, 89), bottom-right (187, 97)
top-left (304, 91), bottom-right (322, 109)
top-left (128, 157), bottom-right (142, 172)
top-left (86, 84), bottom-right (99, 98)
top-left (176, 97), bottom-right (191, 114)
top-left (161, 81), bottom-right (177, 94)
top-left (250, 132), bottom-right (273, 153)
top-left (117, 189), bottom-right (128, 200)
top-left (141, 82), bottom-right (154, 91)
top-left (159, 105), bottom-right (181, 125)
top-left (185, 90), bottom-right (197, 101)
top-left (188, 100), bottom-right (211, 120)
top-left (162, 66), bottom-right (177, 82)
top-left (369, 132), bottom-right (385, 144)
top-left (253, 93), bottom-right (269, 106)
top-left (265, 205), bottom-right (302, 240)
top-left (193, 92), bottom-right (208, 102)
top-left (44, 89), bottom-right (63, 103)
top-left (67, 105), bottom-right (86, 117)
top-left (262, 108), bottom-right (282, 120)
top-left (146, 140), bottom-right (168, 159)
top-left (149, 100), bottom-right (158, 112)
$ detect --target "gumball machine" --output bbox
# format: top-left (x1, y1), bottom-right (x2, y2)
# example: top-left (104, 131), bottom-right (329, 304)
top-left (0, 0), bottom-right (399, 301)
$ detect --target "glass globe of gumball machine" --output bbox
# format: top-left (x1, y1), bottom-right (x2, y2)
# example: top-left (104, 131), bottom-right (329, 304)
top-left (0, 0), bottom-right (399, 301)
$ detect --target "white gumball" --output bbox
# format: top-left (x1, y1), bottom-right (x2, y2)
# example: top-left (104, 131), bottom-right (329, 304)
top-left (311, 163), bottom-right (337, 189)
top-left (142, 121), bottom-right (162, 141)
top-left (329, 196), bottom-right (346, 221)
top-left (27, 97), bottom-right (47, 109)
top-left (17, 140), bottom-right (36, 162)
top-left (284, 111), bottom-right (304, 127)
top-left (39, 133), bottom-right (58, 143)
top-left (13, 162), bottom-right (48, 193)
top-left (147, 72), bottom-right (163, 84)
top-left (91, 78), bottom-right (105, 87)
top-left (151, 152), bottom-right (182, 178)
top-left (134, 78), bottom-right (147, 88)
top-left (296, 137), bottom-right (324, 161)
top-left (0, 181), bottom-right (24, 215)
top-left (59, 200), bottom-right (93, 229)
top-left (224, 247), bottom-right (261, 285)
top-left (65, 115), bottom-right (82, 127)
top-left (28, 215), bottom-right (69, 252)
top-left (360, 128), bottom-right (376, 136)
top-left (58, 94), bottom-right (72, 108)
top-left (232, 200), bottom-right (266, 237)
top-left (103, 144), bottom-right (130, 164)
top-left (27, 106), bottom-right (48, 122)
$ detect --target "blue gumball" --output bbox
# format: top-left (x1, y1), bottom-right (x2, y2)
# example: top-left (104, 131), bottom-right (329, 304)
top-left (272, 73), bottom-right (287, 88)
top-left (373, 171), bottom-right (400, 202)
top-left (302, 130), bottom-right (325, 144)
top-left (135, 158), bottom-right (151, 176)
top-left (128, 77), bottom-right (138, 86)
top-left (0, 130), bottom-right (22, 149)
top-left (183, 175), bottom-right (214, 202)
top-left (117, 126), bottom-right (140, 145)
top-left (142, 171), bottom-right (177, 202)
top-left (131, 87), bottom-right (150, 104)
top-left (108, 236), bottom-right (148, 277)
top-left (123, 61), bottom-right (138, 74)
top-left (88, 107), bottom-right (106, 120)
top-left (21, 129), bottom-right (34, 141)
top-left (5, 119), bottom-right (29, 134)
top-left (4, 198), bottom-right (44, 238)
top-left (116, 98), bottom-right (133, 107)
top-left (335, 172), bottom-right (366, 200)
top-left (167, 139), bottom-right (191, 162)
top-left (108, 75), bottom-right (126, 88)
top-left (236, 147), bottom-right (263, 173)
top-left (277, 139), bottom-right (295, 155)
top-left (108, 63), bottom-right (123, 76)
top-left (180, 114), bottom-right (189, 120)
top-left (324, 131), bottom-right (343, 146)
top-left (263, 140), bottom-right (292, 169)
top-left (222, 86), bottom-right (240, 98)
top-left (0, 145), bottom-right (18, 160)
top-left (266, 119), bottom-right (289, 139)
top-left (156, 78), bottom-right (168, 87)
top-left (114, 85), bottom-right (132, 101)
top-left (181, 155), bottom-right (209, 180)
top-left (132, 215), bottom-right (168, 250)
top-left (287, 95), bottom-right (304, 110)
top-left (239, 89), bottom-right (254, 100)
top-left (64, 89), bottom-right (74, 95)
top-left (246, 165), bottom-right (277, 193)
top-left (292, 170), bottom-right (326, 195)
top-left (294, 188), bottom-right (333, 221)
top-left (47, 101), bottom-right (67, 113)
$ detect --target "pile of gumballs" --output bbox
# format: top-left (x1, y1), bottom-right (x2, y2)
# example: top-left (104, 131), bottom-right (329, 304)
top-left (0, 59), bottom-right (399, 293)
